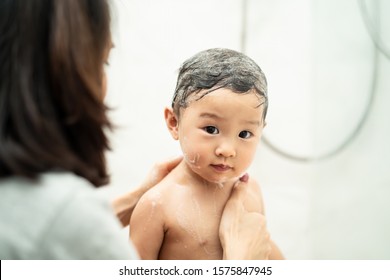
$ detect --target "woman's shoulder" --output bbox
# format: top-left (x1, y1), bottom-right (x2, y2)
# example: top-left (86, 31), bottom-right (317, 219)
top-left (0, 172), bottom-right (96, 223)
top-left (0, 172), bottom-right (136, 259)
top-left (0, 172), bottom-right (98, 204)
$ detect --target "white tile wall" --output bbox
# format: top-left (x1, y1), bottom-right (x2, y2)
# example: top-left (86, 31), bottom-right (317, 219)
top-left (103, 0), bottom-right (390, 259)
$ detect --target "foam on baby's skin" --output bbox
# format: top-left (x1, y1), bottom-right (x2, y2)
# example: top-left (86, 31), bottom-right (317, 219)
top-left (182, 137), bottom-right (201, 169)
top-left (210, 178), bottom-right (229, 189)
top-left (143, 191), bottom-right (162, 232)
top-left (217, 180), bottom-right (225, 189)
top-left (143, 202), bottom-right (156, 232)
top-left (184, 153), bottom-right (201, 169)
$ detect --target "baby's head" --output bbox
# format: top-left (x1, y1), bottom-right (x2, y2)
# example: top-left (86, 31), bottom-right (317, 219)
top-left (172, 48), bottom-right (268, 122)
top-left (165, 48), bottom-right (268, 185)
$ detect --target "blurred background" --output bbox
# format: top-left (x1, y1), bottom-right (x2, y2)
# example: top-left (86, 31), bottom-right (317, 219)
top-left (102, 0), bottom-right (390, 259)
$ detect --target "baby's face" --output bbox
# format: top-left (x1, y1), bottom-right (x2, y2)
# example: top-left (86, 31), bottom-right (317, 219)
top-left (177, 88), bottom-right (264, 184)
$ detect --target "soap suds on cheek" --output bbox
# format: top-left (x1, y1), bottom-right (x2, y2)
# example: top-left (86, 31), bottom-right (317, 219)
top-left (181, 137), bottom-right (202, 169)
top-left (184, 154), bottom-right (233, 187)
top-left (184, 153), bottom-right (201, 169)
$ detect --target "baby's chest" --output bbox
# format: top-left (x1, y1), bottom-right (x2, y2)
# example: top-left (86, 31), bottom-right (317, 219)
top-left (165, 198), bottom-right (225, 258)
top-left (173, 198), bottom-right (222, 232)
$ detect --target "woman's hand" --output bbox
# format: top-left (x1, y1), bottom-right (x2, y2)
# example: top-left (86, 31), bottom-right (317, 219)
top-left (219, 174), bottom-right (272, 260)
top-left (140, 156), bottom-right (183, 193)
top-left (112, 156), bottom-right (182, 226)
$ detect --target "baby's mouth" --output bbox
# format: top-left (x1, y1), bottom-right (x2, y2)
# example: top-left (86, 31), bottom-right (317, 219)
top-left (210, 164), bottom-right (232, 172)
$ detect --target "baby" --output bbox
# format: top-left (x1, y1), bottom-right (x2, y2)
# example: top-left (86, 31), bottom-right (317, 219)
top-left (130, 48), bottom-right (283, 260)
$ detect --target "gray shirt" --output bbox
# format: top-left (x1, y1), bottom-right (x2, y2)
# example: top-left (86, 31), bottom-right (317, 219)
top-left (0, 172), bottom-right (139, 259)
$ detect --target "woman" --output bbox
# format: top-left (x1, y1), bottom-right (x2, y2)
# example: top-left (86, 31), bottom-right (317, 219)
top-left (0, 0), bottom-right (271, 259)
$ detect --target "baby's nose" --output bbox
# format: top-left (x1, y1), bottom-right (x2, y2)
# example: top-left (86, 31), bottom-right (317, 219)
top-left (215, 142), bottom-right (236, 158)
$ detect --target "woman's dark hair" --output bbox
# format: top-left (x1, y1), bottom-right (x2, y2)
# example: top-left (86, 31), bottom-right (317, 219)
top-left (0, 0), bottom-right (112, 187)
top-left (172, 48), bottom-right (268, 120)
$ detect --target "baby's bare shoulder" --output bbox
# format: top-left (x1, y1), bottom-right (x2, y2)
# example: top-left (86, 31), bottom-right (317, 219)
top-left (140, 180), bottom-right (186, 207)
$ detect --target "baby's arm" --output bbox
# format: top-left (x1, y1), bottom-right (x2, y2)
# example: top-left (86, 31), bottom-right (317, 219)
top-left (113, 156), bottom-right (182, 226)
top-left (129, 190), bottom-right (165, 259)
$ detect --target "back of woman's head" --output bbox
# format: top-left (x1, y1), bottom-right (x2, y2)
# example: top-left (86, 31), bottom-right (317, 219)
top-left (0, 0), bottom-right (112, 186)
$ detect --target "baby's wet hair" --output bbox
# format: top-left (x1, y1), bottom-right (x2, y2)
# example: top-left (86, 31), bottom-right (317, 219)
top-left (172, 48), bottom-right (268, 120)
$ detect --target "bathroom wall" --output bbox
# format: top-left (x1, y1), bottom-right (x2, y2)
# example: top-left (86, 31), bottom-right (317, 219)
top-left (104, 0), bottom-right (390, 259)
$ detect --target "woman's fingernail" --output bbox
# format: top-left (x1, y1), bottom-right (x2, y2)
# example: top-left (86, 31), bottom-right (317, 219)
top-left (239, 173), bottom-right (249, 182)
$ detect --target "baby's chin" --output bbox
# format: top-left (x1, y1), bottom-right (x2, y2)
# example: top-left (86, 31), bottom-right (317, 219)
top-left (186, 163), bottom-right (241, 186)
top-left (197, 173), bottom-right (239, 187)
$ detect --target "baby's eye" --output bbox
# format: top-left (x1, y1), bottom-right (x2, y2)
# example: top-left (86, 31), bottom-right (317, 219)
top-left (204, 126), bottom-right (219, 134)
top-left (239, 130), bottom-right (252, 139)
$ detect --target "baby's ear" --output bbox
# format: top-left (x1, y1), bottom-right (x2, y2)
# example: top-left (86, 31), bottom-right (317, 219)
top-left (164, 107), bottom-right (179, 140)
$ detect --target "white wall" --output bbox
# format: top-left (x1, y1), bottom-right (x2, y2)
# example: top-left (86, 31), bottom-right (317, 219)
top-left (103, 0), bottom-right (390, 259)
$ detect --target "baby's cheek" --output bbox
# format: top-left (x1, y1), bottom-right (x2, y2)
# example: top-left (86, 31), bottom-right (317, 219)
top-left (238, 149), bottom-right (256, 172)
top-left (182, 139), bottom-right (206, 168)
top-left (183, 152), bottom-right (201, 169)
